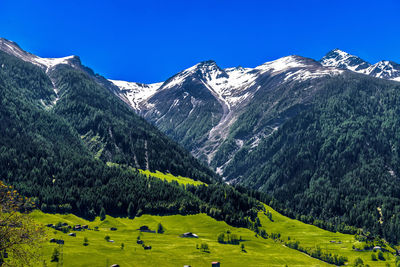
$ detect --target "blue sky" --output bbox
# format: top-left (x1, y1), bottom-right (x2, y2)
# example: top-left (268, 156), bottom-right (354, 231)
top-left (1, 0), bottom-right (399, 83)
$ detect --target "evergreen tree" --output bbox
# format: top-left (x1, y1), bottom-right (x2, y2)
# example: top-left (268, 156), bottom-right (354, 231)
top-left (127, 202), bottom-right (135, 219)
top-left (157, 223), bottom-right (164, 234)
top-left (100, 207), bottom-right (106, 221)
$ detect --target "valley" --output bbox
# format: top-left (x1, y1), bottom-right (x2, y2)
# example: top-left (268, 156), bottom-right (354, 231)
top-left (2, 35), bottom-right (400, 267)
top-left (32, 201), bottom-right (396, 267)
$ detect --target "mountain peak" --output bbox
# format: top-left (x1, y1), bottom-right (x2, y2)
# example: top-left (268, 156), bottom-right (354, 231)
top-left (194, 60), bottom-right (222, 73)
top-left (367, 60), bottom-right (400, 80)
top-left (320, 48), bottom-right (371, 73)
top-left (255, 55), bottom-right (319, 73)
top-left (0, 37), bottom-right (78, 72)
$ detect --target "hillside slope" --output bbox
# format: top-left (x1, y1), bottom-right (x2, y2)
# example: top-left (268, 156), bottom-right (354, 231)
top-left (225, 73), bottom-right (400, 242)
top-left (31, 205), bottom-right (396, 267)
top-left (0, 43), bottom-right (235, 221)
top-left (0, 38), bottom-right (217, 183)
top-left (112, 56), bottom-right (343, 171)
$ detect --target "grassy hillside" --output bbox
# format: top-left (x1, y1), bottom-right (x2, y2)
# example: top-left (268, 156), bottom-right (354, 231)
top-left (258, 204), bottom-right (397, 266)
top-left (32, 211), bottom-right (326, 267)
top-left (139, 169), bottom-right (206, 186)
top-left (31, 205), bottom-right (397, 267)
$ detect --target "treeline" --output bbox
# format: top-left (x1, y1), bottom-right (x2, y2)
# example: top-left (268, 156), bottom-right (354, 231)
top-left (286, 240), bottom-right (348, 265)
top-left (186, 183), bottom-right (263, 227)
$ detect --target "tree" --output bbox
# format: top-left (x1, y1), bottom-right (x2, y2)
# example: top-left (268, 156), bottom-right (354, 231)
top-left (104, 235), bottom-right (110, 242)
top-left (217, 233), bottom-right (225, 243)
top-left (200, 243), bottom-right (209, 252)
top-left (241, 243), bottom-right (245, 252)
top-left (354, 257), bottom-right (364, 266)
top-left (100, 207), bottom-right (106, 221)
top-left (83, 237), bottom-right (89, 246)
top-left (0, 181), bottom-right (45, 266)
top-left (371, 253), bottom-right (377, 261)
top-left (127, 202), bottom-right (135, 219)
top-left (121, 243), bottom-right (124, 250)
top-left (378, 251), bottom-right (385, 261)
top-left (50, 248), bottom-right (60, 262)
top-left (157, 223), bottom-right (164, 234)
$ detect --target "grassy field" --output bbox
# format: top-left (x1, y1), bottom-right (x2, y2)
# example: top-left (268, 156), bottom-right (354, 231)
top-left (30, 207), bottom-right (397, 267)
top-left (32, 211), bottom-right (328, 267)
top-left (259, 204), bottom-right (397, 266)
top-left (104, 163), bottom-right (206, 186)
top-left (28, 171), bottom-right (396, 267)
top-left (139, 169), bottom-right (206, 186)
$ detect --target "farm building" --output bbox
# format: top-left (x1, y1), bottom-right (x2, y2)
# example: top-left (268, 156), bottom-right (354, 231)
top-left (181, 232), bottom-right (198, 238)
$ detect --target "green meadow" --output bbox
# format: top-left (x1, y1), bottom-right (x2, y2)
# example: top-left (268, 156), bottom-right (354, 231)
top-left (258, 205), bottom-right (397, 266)
top-left (105, 162), bottom-right (206, 186)
top-left (29, 172), bottom-right (397, 266)
top-left (32, 211), bottom-right (327, 267)
top-left (31, 205), bottom-right (397, 267)
top-left (139, 169), bottom-right (206, 186)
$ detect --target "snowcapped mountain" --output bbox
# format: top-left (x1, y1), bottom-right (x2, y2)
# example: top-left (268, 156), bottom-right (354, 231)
top-left (0, 37), bottom-right (126, 106)
top-left (109, 55), bottom-right (343, 172)
top-left (319, 48), bottom-right (371, 73)
top-left (112, 56), bottom-right (342, 113)
top-left (320, 48), bottom-right (400, 81)
top-left (366, 60), bottom-right (400, 81)
top-left (0, 38), bottom-right (80, 73)
top-left (3, 36), bottom-right (400, 178)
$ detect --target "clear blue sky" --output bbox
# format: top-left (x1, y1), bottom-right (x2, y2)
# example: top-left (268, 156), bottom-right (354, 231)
top-left (1, 0), bottom-right (399, 83)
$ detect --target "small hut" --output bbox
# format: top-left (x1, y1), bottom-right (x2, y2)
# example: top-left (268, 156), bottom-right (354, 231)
top-left (181, 232), bottom-right (198, 238)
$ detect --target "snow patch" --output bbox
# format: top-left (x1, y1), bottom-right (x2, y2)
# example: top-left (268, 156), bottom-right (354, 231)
top-left (109, 80), bottom-right (162, 110)
top-left (256, 56), bottom-right (307, 73)
top-left (34, 56), bottom-right (75, 72)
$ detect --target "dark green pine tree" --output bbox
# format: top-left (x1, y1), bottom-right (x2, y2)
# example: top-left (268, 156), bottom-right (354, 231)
top-left (100, 207), bottom-right (106, 221)
top-left (127, 202), bottom-right (135, 219)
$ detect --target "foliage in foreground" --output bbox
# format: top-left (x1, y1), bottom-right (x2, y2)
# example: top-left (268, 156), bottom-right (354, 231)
top-left (0, 181), bottom-right (45, 266)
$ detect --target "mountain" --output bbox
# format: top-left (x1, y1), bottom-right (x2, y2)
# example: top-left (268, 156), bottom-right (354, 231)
top-left (365, 60), bottom-right (400, 81)
top-left (319, 48), bottom-right (371, 73)
top-left (0, 38), bottom-right (268, 226)
top-left (224, 72), bottom-right (400, 242)
top-left (320, 48), bottom-right (400, 81)
top-left (109, 48), bottom-right (400, 242)
top-left (5, 36), bottom-right (400, 242)
top-left (111, 56), bottom-right (343, 173)
top-left (0, 38), bottom-right (217, 183)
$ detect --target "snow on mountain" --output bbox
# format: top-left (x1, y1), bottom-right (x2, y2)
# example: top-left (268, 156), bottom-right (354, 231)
top-left (256, 55), bottom-right (310, 72)
top-left (366, 60), bottom-right (400, 80)
top-left (320, 48), bottom-right (400, 82)
top-left (0, 38), bottom-right (76, 73)
top-left (34, 56), bottom-right (77, 72)
top-left (111, 56), bottom-right (343, 113)
top-left (109, 80), bottom-right (163, 110)
top-left (320, 49), bottom-right (371, 73)
top-left (256, 55), bottom-right (343, 82)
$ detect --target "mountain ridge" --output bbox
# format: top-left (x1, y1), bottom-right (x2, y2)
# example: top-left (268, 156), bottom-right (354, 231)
top-left (320, 48), bottom-right (400, 81)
